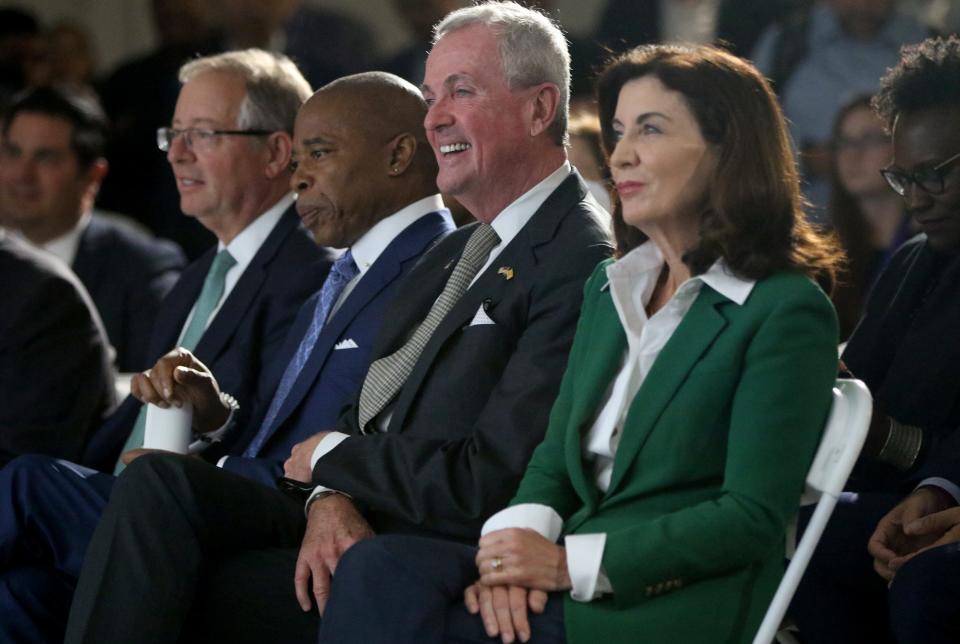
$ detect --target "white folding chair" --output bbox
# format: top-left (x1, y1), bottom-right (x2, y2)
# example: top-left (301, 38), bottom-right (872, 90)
top-left (752, 378), bottom-right (873, 644)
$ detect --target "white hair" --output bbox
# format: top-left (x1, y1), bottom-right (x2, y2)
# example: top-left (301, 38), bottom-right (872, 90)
top-left (179, 48), bottom-right (311, 134)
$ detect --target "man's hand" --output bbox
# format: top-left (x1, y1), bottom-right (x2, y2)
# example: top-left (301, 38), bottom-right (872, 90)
top-left (283, 432), bottom-right (329, 483)
top-left (464, 582), bottom-right (547, 644)
top-left (293, 494), bottom-right (373, 615)
top-left (130, 348), bottom-right (229, 433)
top-left (476, 528), bottom-right (571, 592)
top-left (887, 505), bottom-right (960, 572)
top-left (868, 487), bottom-right (954, 580)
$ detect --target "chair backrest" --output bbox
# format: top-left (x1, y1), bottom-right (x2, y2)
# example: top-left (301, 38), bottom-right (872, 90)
top-left (752, 378), bottom-right (872, 644)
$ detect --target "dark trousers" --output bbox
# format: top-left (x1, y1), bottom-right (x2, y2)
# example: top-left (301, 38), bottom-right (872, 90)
top-left (64, 453), bottom-right (314, 644)
top-left (318, 535), bottom-right (566, 644)
top-left (888, 541), bottom-right (960, 644)
top-left (0, 454), bottom-right (116, 643)
top-left (790, 492), bottom-right (897, 643)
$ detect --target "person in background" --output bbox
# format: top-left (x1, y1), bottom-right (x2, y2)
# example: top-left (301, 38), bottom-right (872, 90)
top-left (567, 109), bottom-right (612, 213)
top-left (751, 0), bottom-right (929, 218)
top-left (829, 95), bottom-right (914, 338)
top-left (0, 231), bottom-right (114, 462)
top-left (315, 42), bottom-right (840, 644)
top-left (790, 35), bottom-right (960, 644)
top-left (0, 84), bottom-right (186, 372)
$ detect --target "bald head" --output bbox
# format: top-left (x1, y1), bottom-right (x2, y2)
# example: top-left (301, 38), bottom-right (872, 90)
top-left (290, 72), bottom-right (439, 248)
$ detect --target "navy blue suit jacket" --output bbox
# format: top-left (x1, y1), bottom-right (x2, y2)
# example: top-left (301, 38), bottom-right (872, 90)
top-left (219, 210), bottom-right (454, 485)
top-left (72, 214), bottom-right (186, 372)
top-left (80, 206), bottom-right (333, 471)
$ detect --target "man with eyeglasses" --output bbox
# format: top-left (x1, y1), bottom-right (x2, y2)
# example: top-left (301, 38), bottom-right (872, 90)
top-left (0, 49), bottom-right (332, 643)
top-left (792, 35), bottom-right (960, 644)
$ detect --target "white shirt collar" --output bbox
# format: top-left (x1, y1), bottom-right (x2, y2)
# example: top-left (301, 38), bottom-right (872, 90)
top-left (219, 193), bottom-right (293, 271)
top-left (606, 240), bottom-right (755, 306)
top-left (488, 161), bottom-right (571, 247)
top-left (350, 194), bottom-right (447, 274)
top-left (38, 210), bottom-right (91, 266)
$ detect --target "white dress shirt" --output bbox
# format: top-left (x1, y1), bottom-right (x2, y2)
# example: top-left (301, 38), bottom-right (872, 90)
top-left (481, 240), bottom-right (755, 602)
top-left (305, 165), bottom-right (573, 503)
top-left (177, 194), bottom-right (291, 344)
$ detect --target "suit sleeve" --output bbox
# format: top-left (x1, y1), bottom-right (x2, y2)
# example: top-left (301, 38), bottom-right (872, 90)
top-left (600, 281), bottom-right (838, 606)
top-left (219, 455), bottom-right (283, 486)
top-left (312, 239), bottom-right (611, 538)
top-left (0, 272), bottom-right (114, 460)
top-left (508, 263), bottom-right (611, 519)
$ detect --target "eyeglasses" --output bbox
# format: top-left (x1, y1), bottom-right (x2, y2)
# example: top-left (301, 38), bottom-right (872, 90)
top-left (156, 127), bottom-right (273, 152)
top-left (880, 150), bottom-right (960, 196)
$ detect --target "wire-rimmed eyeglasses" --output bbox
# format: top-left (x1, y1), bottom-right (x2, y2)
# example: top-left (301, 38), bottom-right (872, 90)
top-left (880, 151), bottom-right (960, 196)
top-left (156, 127), bottom-right (273, 152)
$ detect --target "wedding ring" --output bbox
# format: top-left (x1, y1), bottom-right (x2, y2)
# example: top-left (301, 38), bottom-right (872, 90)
top-left (491, 556), bottom-right (503, 572)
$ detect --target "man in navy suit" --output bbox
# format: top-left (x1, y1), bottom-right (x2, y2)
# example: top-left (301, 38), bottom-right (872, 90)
top-left (0, 85), bottom-right (186, 372)
top-left (0, 49), bottom-right (332, 643)
top-left (64, 4), bottom-right (613, 643)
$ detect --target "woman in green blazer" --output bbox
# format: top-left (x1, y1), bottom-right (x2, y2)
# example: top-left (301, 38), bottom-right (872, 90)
top-left (316, 44), bottom-right (842, 644)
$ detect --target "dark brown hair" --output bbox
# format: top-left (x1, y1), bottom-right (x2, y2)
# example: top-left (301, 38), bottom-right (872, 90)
top-left (597, 44), bottom-right (842, 287)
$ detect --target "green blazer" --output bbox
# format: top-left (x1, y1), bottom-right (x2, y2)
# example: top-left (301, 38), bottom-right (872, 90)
top-left (510, 260), bottom-right (838, 644)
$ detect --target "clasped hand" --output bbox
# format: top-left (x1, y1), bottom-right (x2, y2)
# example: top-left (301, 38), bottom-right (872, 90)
top-left (465, 528), bottom-right (571, 644)
top-left (868, 486), bottom-right (957, 580)
top-left (130, 347), bottom-right (229, 433)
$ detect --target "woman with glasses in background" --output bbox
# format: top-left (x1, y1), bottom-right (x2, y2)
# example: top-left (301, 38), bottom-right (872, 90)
top-left (828, 95), bottom-right (915, 339)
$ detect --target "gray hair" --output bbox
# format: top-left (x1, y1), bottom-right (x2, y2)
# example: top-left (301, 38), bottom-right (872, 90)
top-left (433, 1), bottom-right (570, 145)
top-left (179, 49), bottom-right (312, 134)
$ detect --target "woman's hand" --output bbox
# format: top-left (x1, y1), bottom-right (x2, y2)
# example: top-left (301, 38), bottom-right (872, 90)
top-left (475, 528), bottom-right (572, 591)
top-left (464, 582), bottom-right (548, 644)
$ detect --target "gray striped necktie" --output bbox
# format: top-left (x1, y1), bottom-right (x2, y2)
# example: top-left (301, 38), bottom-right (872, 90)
top-left (357, 224), bottom-right (500, 431)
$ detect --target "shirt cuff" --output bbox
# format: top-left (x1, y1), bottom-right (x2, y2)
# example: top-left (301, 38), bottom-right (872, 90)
top-left (309, 432), bottom-right (351, 470)
top-left (918, 477), bottom-right (960, 505)
top-left (480, 503), bottom-right (564, 543)
top-left (564, 533), bottom-right (612, 601)
top-left (216, 455), bottom-right (229, 468)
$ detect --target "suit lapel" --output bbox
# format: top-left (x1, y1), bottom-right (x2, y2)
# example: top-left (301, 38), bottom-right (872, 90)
top-left (267, 211), bottom-right (454, 440)
top-left (193, 207), bottom-right (298, 362)
top-left (386, 174), bottom-right (586, 433)
top-left (150, 251), bottom-right (211, 359)
top-left (563, 290), bottom-right (626, 510)
top-left (605, 287), bottom-right (728, 496)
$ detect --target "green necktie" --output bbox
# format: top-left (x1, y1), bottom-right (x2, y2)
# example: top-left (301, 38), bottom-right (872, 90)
top-left (115, 249), bottom-right (237, 474)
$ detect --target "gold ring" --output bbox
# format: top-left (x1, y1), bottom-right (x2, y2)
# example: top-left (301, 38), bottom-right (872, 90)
top-left (491, 556), bottom-right (503, 572)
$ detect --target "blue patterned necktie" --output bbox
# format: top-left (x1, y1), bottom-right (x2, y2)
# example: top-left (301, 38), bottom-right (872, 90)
top-left (242, 250), bottom-right (360, 457)
top-left (115, 249), bottom-right (237, 474)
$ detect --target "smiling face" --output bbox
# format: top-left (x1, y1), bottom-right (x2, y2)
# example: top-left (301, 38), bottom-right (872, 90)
top-left (890, 105), bottom-right (960, 253)
top-left (0, 112), bottom-right (99, 241)
top-left (608, 76), bottom-right (717, 240)
top-left (422, 24), bottom-right (541, 221)
top-left (289, 92), bottom-right (390, 248)
top-left (166, 70), bottom-right (271, 226)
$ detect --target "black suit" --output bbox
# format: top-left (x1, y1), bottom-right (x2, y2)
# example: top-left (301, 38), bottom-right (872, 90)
top-left (72, 214), bottom-right (186, 372)
top-left (81, 206), bottom-right (333, 471)
top-left (0, 235), bottom-right (115, 462)
top-left (64, 171), bottom-right (613, 644)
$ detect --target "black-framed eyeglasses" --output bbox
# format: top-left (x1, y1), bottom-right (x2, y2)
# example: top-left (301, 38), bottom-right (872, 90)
top-left (156, 127), bottom-right (273, 152)
top-left (880, 150), bottom-right (960, 196)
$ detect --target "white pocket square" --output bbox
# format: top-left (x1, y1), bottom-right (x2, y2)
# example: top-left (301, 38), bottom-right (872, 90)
top-left (334, 338), bottom-right (359, 350)
top-left (468, 306), bottom-right (496, 327)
